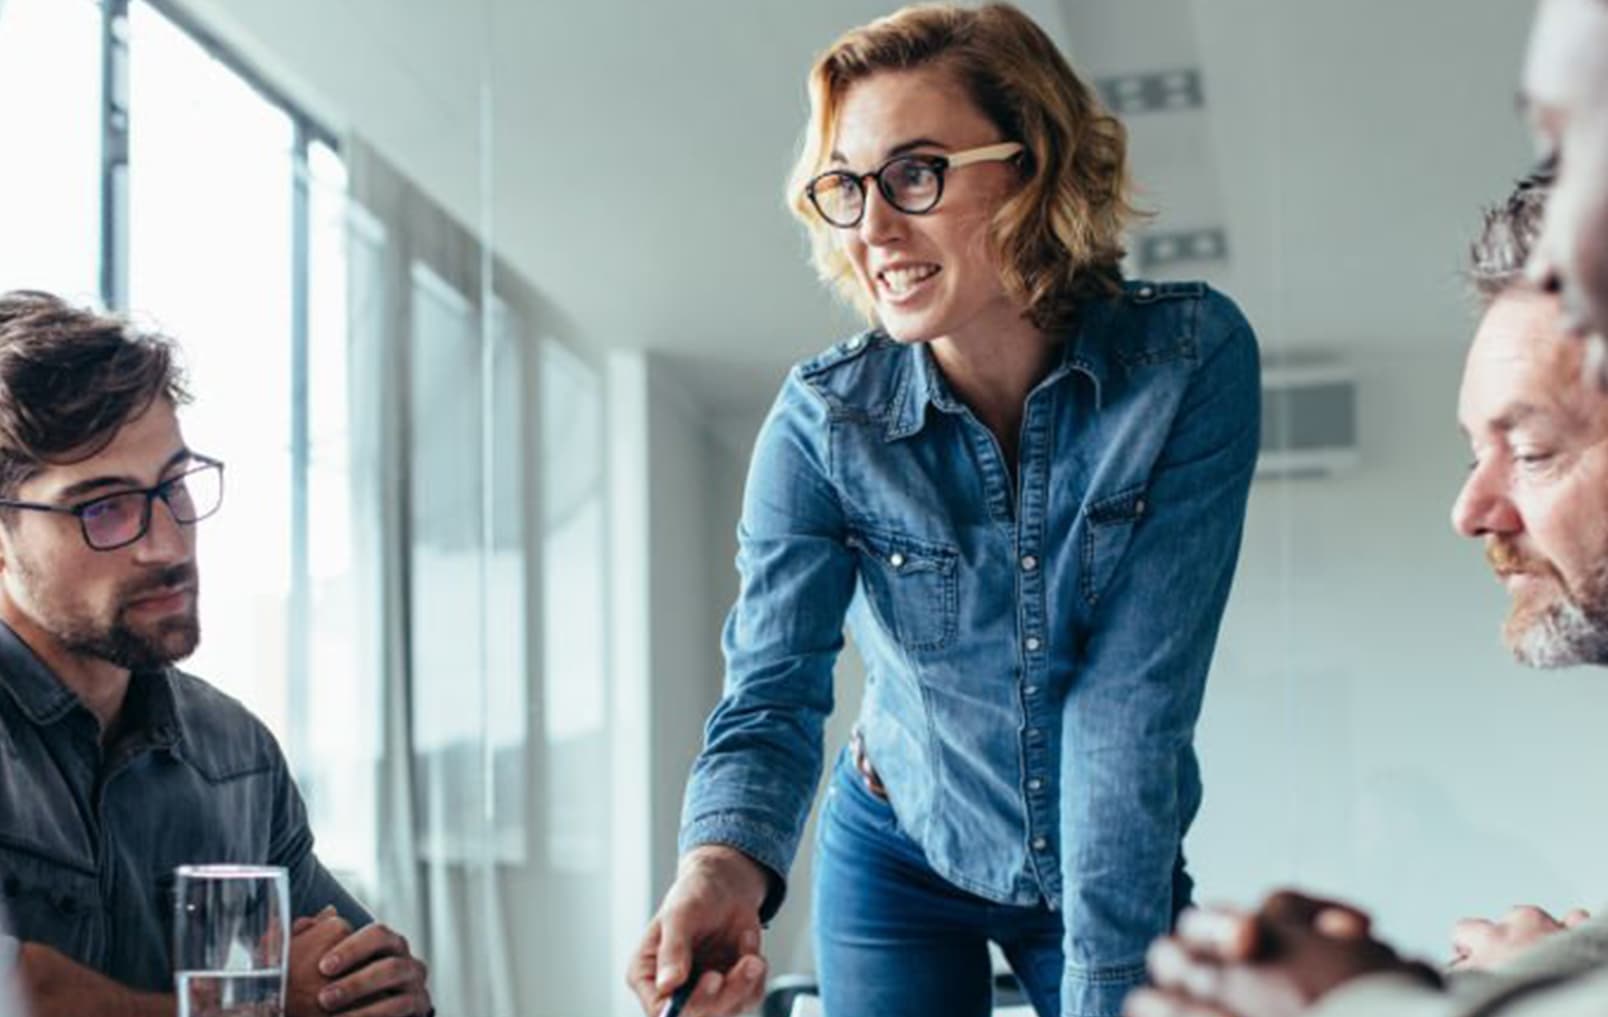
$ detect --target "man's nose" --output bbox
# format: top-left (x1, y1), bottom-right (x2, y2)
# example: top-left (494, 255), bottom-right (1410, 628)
top-left (134, 497), bottom-right (192, 564)
top-left (1451, 462), bottom-right (1520, 539)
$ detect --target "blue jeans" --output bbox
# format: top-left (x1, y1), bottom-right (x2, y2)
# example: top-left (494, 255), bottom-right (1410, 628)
top-left (813, 750), bottom-right (1064, 1017)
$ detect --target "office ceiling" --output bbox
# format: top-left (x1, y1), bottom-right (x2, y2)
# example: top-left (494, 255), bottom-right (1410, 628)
top-left (173, 0), bottom-right (1535, 422)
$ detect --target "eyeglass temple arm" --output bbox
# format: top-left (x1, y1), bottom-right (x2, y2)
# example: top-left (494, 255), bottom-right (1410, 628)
top-left (0, 497), bottom-right (77, 516)
top-left (943, 141), bottom-right (1025, 168)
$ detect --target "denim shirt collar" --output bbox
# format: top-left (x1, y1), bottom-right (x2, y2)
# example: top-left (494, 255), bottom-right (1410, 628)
top-left (883, 296), bottom-right (1116, 442)
top-left (0, 619), bottom-right (184, 749)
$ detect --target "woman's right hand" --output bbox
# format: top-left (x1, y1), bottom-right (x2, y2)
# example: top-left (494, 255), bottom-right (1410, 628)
top-left (626, 845), bottom-right (772, 1016)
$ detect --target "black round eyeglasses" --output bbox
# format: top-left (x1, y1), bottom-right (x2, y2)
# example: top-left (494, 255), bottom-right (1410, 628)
top-left (804, 141), bottom-right (1024, 229)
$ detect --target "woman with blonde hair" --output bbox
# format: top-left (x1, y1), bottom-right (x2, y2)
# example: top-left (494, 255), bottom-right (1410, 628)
top-left (627, 5), bottom-right (1259, 1016)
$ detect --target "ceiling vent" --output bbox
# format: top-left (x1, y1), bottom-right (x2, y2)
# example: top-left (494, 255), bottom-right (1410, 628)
top-left (1137, 227), bottom-right (1228, 270)
top-left (1096, 69), bottom-right (1204, 114)
top-left (1257, 359), bottom-right (1358, 478)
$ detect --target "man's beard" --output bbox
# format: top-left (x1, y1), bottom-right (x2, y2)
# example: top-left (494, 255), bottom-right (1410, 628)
top-left (1488, 540), bottom-right (1608, 667)
top-left (32, 560), bottom-right (202, 672)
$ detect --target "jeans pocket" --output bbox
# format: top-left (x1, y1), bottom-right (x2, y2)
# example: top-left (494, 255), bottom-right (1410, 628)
top-left (846, 527), bottom-right (958, 652)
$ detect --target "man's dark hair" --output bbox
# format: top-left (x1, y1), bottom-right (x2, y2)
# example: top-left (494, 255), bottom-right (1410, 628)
top-left (1468, 158), bottom-right (1556, 306)
top-left (0, 291), bottom-right (189, 497)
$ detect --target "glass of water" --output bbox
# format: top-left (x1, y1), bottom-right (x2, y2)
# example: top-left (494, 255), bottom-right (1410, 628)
top-left (172, 864), bottom-right (291, 1017)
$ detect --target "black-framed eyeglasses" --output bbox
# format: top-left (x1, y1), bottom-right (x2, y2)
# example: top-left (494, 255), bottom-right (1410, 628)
top-left (0, 454), bottom-right (225, 551)
top-left (804, 141), bottom-right (1024, 229)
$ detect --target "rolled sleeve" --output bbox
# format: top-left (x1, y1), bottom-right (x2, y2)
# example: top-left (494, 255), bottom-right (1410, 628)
top-left (679, 371), bottom-right (857, 921)
top-left (1307, 966), bottom-right (1608, 1017)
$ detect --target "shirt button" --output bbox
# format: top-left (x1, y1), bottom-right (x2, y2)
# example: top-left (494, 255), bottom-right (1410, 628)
top-left (846, 334), bottom-right (866, 350)
top-left (1135, 498), bottom-right (1147, 515)
top-left (1032, 836), bottom-right (1050, 852)
top-left (1024, 685), bottom-right (1039, 696)
top-left (1020, 555), bottom-right (1038, 572)
top-left (1027, 778), bottom-right (1043, 791)
top-left (1025, 637), bottom-right (1041, 652)
top-left (889, 552), bottom-right (905, 568)
top-left (1027, 728), bottom-right (1042, 740)
top-left (1137, 285), bottom-right (1155, 299)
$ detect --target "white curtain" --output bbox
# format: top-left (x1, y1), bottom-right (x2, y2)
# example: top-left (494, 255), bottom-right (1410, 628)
top-left (343, 137), bottom-right (536, 1017)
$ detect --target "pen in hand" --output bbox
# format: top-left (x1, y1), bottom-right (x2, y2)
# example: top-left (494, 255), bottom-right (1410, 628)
top-left (659, 975), bottom-right (697, 1017)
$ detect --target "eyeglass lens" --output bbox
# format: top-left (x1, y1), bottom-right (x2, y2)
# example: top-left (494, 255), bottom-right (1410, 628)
top-left (80, 462), bottom-right (223, 549)
top-left (813, 157), bottom-right (942, 226)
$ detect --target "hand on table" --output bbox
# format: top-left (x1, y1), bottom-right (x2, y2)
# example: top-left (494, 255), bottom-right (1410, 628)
top-left (288, 909), bottom-right (432, 1017)
top-left (287, 910), bottom-right (349, 1017)
top-left (1449, 905), bottom-right (1591, 971)
top-left (627, 845), bottom-right (770, 1017)
top-left (1124, 891), bottom-right (1439, 1017)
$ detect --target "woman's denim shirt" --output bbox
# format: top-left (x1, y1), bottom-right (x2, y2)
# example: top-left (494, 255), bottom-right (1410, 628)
top-left (681, 280), bottom-right (1259, 1015)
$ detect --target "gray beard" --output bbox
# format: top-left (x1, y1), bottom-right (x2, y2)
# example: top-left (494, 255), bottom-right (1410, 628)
top-left (1508, 560), bottom-right (1608, 668)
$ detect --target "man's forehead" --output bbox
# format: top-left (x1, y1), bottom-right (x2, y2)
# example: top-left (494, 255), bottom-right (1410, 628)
top-left (1462, 294), bottom-right (1585, 422)
top-left (26, 402), bottom-right (187, 494)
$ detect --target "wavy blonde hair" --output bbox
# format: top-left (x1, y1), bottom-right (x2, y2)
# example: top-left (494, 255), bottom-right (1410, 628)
top-left (786, 2), bottom-right (1140, 333)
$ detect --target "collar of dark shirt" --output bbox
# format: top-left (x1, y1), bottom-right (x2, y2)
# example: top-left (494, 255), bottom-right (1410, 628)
top-left (0, 619), bottom-right (184, 752)
top-left (884, 295), bottom-right (1117, 442)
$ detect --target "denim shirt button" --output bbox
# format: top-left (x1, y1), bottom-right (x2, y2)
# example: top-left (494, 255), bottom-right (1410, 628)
top-left (1024, 637), bottom-right (1041, 652)
top-left (1024, 685), bottom-right (1040, 696)
top-left (1020, 555), bottom-right (1038, 572)
top-left (845, 334), bottom-right (866, 351)
top-left (1032, 836), bottom-right (1049, 852)
top-left (1027, 728), bottom-right (1042, 741)
top-left (1135, 498), bottom-right (1147, 515)
top-left (1027, 778), bottom-right (1043, 791)
top-left (888, 552), bottom-right (905, 568)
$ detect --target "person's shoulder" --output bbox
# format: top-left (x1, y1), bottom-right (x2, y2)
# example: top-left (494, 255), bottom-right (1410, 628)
top-left (789, 328), bottom-right (906, 413)
top-left (167, 670), bottom-right (284, 780)
top-left (1109, 279), bottom-right (1257, 364)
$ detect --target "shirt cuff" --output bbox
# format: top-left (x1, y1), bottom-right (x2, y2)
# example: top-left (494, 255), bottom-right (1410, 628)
top-left (1309, 971), bottom-right (1452, 1017)
top-left (1062, 962), bottom-right (1146, 1017)
top-left (679, 813), bottom-right (791, 924)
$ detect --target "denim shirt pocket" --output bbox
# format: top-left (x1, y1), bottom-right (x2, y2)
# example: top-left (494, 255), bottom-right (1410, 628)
top-left (0, 833), bottom-right (100, 957)
top-left (1081, 485), bottom-right (1148, 606)
top-left (845, 527), bottom-right (959, 652)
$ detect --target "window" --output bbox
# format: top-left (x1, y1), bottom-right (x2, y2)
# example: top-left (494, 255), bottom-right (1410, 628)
top-left (121, 0), bottom-right (372, 891)
top-left (407, 268), bottom-right (530, 863)
top-left (1, 7), bottom-right (616, 1010)
top-left (0, 0), bottom-right (101, 299)
top-left (540, 338), bottom-right (607, 871)
top-left (127, 0), bottom-right (297, 736)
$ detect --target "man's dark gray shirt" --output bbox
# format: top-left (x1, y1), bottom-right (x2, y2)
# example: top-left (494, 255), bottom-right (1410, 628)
top-left (0, 621), bottom-right (370, 991)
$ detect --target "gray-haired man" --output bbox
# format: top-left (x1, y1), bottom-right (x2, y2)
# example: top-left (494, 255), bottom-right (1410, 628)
top-left (1122, 169), bottom-right (1608, 1017)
